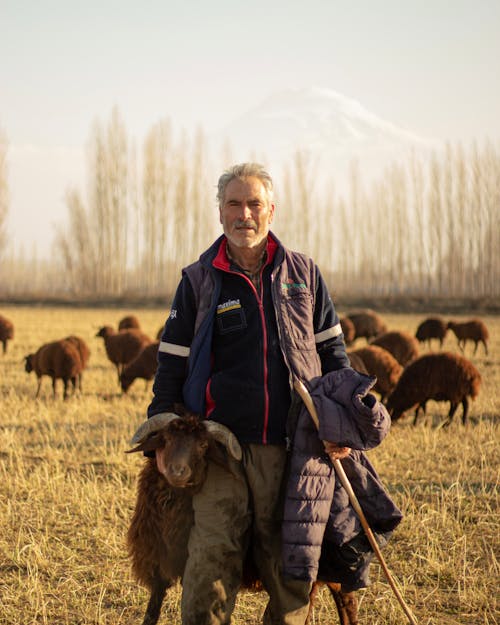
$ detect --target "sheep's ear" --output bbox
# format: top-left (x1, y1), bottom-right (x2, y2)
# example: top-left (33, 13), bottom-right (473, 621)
top-left (125, 432), bottom-right (164, 454)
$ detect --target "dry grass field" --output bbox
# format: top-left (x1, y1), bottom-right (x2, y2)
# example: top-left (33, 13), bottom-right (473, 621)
top-left (0, 307), bottom-right (498, 625)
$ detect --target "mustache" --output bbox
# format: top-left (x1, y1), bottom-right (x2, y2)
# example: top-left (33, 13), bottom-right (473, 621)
top-left (234, 219), bottom-right (257, 230)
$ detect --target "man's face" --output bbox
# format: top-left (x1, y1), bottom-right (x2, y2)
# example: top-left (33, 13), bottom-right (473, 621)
top-left (219, 176), bottom-right (275, 251)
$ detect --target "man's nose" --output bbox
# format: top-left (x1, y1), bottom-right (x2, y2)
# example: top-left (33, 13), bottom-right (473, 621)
top-left (239, 203), bottom-right (252, 219)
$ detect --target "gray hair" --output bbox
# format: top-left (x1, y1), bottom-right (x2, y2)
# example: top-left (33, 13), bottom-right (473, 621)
top-left (217, 162), bottom-right (274, 208)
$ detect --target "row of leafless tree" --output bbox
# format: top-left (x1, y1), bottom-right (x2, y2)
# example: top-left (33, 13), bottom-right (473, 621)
top-left (279, 141), bottom-right (499, 299)
top-left (1, 110), bottom-right (499, 300)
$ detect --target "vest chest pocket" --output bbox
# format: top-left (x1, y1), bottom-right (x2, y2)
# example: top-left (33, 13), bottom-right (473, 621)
top-left (216, 306), bottom-right (247, 334)
top-left (283, 290), bottom-right (315, 343)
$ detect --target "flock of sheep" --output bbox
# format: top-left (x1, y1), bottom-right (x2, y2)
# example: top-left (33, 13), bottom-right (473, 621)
top-left (340, 311), bottom-right (486, 426)
top-left (0, 313), bottom-right (162, 399)
top-left (0, 309), bottom-right (488, 426)
top-left (0, 308), bottom-right (489, 625)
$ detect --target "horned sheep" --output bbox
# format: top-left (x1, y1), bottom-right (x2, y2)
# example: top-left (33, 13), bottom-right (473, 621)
top-left (96, 326), bottom-right (152, 382)
top-left (346, 310), bottom-right (387, 342)
top-left (415, 317), bottom-right (448, 349)
top-left (127, 412), bottom-right (359, 625)
top-left (386, 352), bottom-right (481, 426)
top-left (0, 313), bottom-right (14, 354)
top-left (120, 341), bottom-right (160, 393)
top-left (348, 345), bottom-right (403, 402)
top-left (447, 319), bottom-right (489, 355)
top-left (370, 330), bottom-right (419, 367)
top-left (24, 338), bottom-right (83, 400)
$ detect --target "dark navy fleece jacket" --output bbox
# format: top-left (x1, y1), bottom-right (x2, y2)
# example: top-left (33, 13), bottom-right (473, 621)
top-left (148, 232), bottom-right (349, 445)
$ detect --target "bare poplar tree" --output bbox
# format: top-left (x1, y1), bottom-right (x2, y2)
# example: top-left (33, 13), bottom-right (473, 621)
top-left (483, 141), bottom-right (500, 295)
top-left (106, 107), bottom-right (129, 294)
top-left (171, 133), bottom-right (189, 281)
top-left (56, 188), bottom-right (97, 294)
top-left (453, 143), bottom-right (468, 296)
top-left (142, 119), bottom-right (173, 293)
top-left (190, 126), bottom-right (217, 256)
top-left (0, 129), bottom-right (8, 261)
top-left (56, 107), bottom-right (131, 296)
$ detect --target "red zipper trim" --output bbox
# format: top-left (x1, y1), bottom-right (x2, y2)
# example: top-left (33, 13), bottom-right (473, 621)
top-left (212, 237), bottom-right (277, 444)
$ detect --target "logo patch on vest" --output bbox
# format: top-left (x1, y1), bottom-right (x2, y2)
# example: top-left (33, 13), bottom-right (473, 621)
top-left (217, 299), bottom-right (242, 313)
top-left (216, 299), bottom-right (246, 334)
top-left (281, 279), bottom-right (307, 290)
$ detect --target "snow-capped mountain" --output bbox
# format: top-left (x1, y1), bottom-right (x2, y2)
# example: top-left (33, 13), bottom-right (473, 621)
top-left (215, 87), bottom-right (441, 190)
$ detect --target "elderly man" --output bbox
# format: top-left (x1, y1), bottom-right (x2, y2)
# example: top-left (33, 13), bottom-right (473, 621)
top-left (149, 162), bottom-right (356, 625)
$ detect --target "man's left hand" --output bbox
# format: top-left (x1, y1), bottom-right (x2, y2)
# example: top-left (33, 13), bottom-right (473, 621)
top-left (323, 441), bottom-right (351, 460)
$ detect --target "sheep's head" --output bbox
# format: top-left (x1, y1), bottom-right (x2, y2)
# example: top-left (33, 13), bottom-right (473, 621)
top-left (385, 393), bottom-right (416, 422)
top-left (127, 412), bottom-right (242, 491)
top-left (96, 326), bottom-right (115, 338)
top-left (24, 354), bottom-right (35, 373)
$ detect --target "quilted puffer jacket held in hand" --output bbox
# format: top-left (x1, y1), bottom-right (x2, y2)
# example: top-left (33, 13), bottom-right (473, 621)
top-left (282, 368), bottom-right (403, 590)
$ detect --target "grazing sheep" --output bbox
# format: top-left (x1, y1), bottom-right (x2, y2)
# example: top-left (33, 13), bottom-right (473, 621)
top-left (447, 319), bottom-right (489, 355)
top-left (120, 341), bottom-right (160, 393)
top-left (118, 315), bottom-right (141, 331)
top-left (24, 339), bottom-right (83, 400)
top-left (415, 317), bottom-right (448, 349)
top-left (0, 313), bottom-right (14, 354)
top-left (386, 352), bottom-right (481, 426)
top-left (96, 326), bottom-right (152, 383)
top-left (347, 351), bottom-right (369, 375)
top-left (339, 316), bottom-right (355, 346)
top-left (64, 335), bottom-right (91, 391)
top-left (346, 310), bottom-right (387, 342)
top-left (370, 330), bottom-right (419, 367)
top-left (127, 412), bottom-right (359, 625)
top-left (348, 345), bottom-right (403, 402)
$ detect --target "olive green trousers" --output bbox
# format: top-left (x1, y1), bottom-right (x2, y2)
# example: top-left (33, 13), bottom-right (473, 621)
top-left (180, 444), bottom-right (312, 625)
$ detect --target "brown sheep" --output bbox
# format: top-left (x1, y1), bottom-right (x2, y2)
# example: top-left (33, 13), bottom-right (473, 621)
top-left (339, 316), bottom-right (355, 346)
top-left (120, 341), bottom-right (160, 393)
top-left (347, 351), bottom-right (369, 375)
top-left (96, 326), bottom-right (152, 383)
top-left (118, 315), bottom-right (141, 331)
top-left (348, 345), bottom-right (403, 402)
top-left (0, 313), bottom-right (14, 354)
top-left (346, 310), bottom-right (387, 342)
top-left (386, 352), bottom-right (481, 426)
top-left (415, 317), bottom-right (448, 349)
top-left (24, 339), bottom-right (83, 400)
top-left (127, 412), bottom-right (359, 625)
top-left (64, 335), bottom-right (91, 391)
top-left (370, 330), bottom-right (419, 367)
top-left (447, 319), bottom-right (489, 355)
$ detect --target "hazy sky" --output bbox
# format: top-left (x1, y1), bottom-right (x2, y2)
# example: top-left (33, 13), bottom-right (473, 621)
top-left (1, 0), bottom-right (499, 258)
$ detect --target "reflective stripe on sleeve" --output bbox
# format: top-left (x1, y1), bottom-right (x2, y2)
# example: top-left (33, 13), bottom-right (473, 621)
top-left (314, 323), bottom-right (343, 344)
top-left (158, 341), bottom-right (190, 357)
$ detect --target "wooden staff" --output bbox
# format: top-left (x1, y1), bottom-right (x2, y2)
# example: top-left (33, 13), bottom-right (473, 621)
top-left (293, 379), bottom-right (418, 625)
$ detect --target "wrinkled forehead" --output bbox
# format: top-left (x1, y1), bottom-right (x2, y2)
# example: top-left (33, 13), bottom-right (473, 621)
top-left (223, 176), bottom-right (270, 204)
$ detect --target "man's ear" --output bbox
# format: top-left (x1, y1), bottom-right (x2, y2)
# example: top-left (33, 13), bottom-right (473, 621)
top-left (269, 202), bottom-right (276, 223)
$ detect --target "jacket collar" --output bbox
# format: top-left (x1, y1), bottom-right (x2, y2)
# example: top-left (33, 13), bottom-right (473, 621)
top-left (199, 231), bottom-right (283, 271)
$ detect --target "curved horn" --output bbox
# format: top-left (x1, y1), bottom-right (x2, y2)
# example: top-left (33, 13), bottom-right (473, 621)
top-left (205, 421), bottom-right (242, 460)
top-left (130, 412), bottom-right (181, 445)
